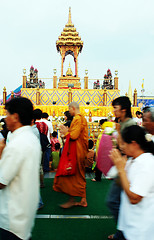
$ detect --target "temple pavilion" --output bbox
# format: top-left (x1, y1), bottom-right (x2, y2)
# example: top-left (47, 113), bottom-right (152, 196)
top-left (0, 8), bottom-right (140, 121)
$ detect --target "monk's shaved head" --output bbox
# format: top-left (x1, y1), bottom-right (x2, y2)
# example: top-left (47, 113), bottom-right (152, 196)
top-left (69, 102), bottom-right (79, 109)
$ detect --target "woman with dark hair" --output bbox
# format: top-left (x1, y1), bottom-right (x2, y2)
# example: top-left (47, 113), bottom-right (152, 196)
top-left (64, 111), bottom-right (73, 122)
top-left (64, 111), bottom-right (73, 129)
top-left (110, 125), bottom-right (154, 240)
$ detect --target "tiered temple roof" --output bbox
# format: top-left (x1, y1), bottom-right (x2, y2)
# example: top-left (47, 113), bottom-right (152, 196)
top-left (56, 7), bottom-right (83, 53)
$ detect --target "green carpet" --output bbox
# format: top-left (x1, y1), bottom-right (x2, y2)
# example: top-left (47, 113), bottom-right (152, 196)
top-left (32, 218), bottom-right (116, 240)
top-left (31, 178), bottom-right (117, 239)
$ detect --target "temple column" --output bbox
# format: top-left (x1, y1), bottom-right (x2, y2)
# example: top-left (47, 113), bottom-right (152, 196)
top-left (84, 75), bottom-right (88, 89)
top-left (3, 87), bottom-right (6, 105)
top-left (103, 88), bottom-right (107, 106)
top-left (61, 56), bottom-right (64, 77)
top-left (36, 87), bottom-right (40, 105)
top-left (74, 58), bottom-right (77, 76)
top-left (11, 91), bottom-right (14, 99)
top-left (22, 75), bottom-right (27, 88)
top-left (53, 75), bottom-right (57, 88)
top-left (133, 88), bottom-right (137, 107)
top-left (114, 76), bottom-right (118, 89)
top-left (76, 58), bottom-right (78, 77)
top-left (68, 87), bottom-right (72, 104)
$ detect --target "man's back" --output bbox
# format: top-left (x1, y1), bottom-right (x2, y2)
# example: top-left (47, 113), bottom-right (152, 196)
top-left (0, 126), bottom-right (41, 240)
top-left (42, 118), bottom-right (53, 143)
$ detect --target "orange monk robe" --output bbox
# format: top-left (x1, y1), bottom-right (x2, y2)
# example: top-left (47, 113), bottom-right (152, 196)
top-left (53, 114), bottom-right (88, 198)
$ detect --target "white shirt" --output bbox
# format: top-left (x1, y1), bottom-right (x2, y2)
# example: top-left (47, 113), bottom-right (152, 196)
top-left (134, 117), bottom-right (142, 126)
top-left (42, 118), bottom-right (53, 143)
top-left (31, 124), bottom-right (40, 140)
top-left (0, 126), bottom-right (41, 240)
top-left (118, 153), bottom-right (154, 240)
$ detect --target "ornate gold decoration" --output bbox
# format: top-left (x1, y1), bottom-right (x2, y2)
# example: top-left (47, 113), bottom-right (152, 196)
top-left (56, 7), bottom-right (83, 53)
top-left (66, 63), bottom-right (73, 76)
top-left (56, 7), bottom-right (83, 80)
top-left (133, 88), bottom-right (137, 107)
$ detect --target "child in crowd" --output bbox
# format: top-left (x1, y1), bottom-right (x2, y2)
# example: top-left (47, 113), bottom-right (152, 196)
top-left (51, 143), bottom-right (61, 171)
top-left (135, 110), bottom-right (143, 126)
top-left (85, 139), bottom-right (95, 173)
top-left (50, 131), bottom-right (60, 152)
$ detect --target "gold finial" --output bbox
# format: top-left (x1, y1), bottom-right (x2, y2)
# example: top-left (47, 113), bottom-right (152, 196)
top-left (66, 62), bottom-right (73, 76)
top-left (85, 69), bottom-right (88, 75)
top-left (23, 68), bottom-right (26, 75)
top-left (68, 7), bottom-right (72, 25)
top-left (3, 87), bottom-right (6, 91)
top-left (115, 70), bottom-right (118, 76)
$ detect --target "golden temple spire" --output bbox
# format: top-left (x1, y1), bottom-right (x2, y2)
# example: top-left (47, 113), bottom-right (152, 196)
top-left (65, 7), bottom-right (74, 27)
top-left (128, 80), bottom-right (133, 104)
top-left (68, 7), bottom-right (72, 25)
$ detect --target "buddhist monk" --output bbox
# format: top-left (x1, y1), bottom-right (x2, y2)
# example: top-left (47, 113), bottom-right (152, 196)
top-left (53, 102), bottom-right (88, 208)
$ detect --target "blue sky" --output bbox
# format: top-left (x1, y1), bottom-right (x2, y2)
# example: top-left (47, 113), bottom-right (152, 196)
top-left (0, 0), bottom-right (154, 97)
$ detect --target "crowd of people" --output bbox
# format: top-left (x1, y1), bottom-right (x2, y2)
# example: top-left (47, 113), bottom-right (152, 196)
top-left (0, 96), bottom-right (153, 239)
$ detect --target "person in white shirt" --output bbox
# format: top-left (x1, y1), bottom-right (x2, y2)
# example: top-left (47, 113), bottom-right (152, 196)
top-left (110, 125), bottom-right (154, 240)
top-left (0, 97), bottom-right (41, 240)
top-left (41, 112), bottom-right (53, 143)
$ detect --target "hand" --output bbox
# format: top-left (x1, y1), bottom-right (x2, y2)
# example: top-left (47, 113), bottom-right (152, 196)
top-left (0, 139), bottom-right (6, 159)
top-left (59, 124), bottom-right (68, 136)
top-left (109, 149), bottom-right (127, 172)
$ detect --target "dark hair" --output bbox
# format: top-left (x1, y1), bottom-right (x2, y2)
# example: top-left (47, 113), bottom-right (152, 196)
top-left (64, 111), bottom-right (73, 121)
top-left (0, 118), bottom-right (8, 139)
top-left (55, 142), bottom-right (60, 150)
top-left (88, 139), bottom-right (94, 149)
top-left (112, 96), bottom-right (132, 118)
top-left (33, 109), bottom-right (42, 121)
top-left (99, 118), bottom-right (107, 126)
top-left (5, 97), bottom-right (33, 126)
top-left (122, 125), bottom-right (154, 155)
top-left (42, 112), bottom-right (49, 119)
top-left (52, 131), bottom-right (57, 138)
top-left (64, 120), bottom-right (72, 128)
top-left (136, 111), bottom-right (143, 116)
top-left (114, 117), bottom-right (119, 123)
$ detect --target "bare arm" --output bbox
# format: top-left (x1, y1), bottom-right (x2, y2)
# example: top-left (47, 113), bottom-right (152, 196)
top-left (110, 149), bottom-right (143, 204)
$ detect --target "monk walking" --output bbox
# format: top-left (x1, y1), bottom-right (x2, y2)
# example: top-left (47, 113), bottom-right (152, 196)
top-left (53, 102), bottom-right (88, 208)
